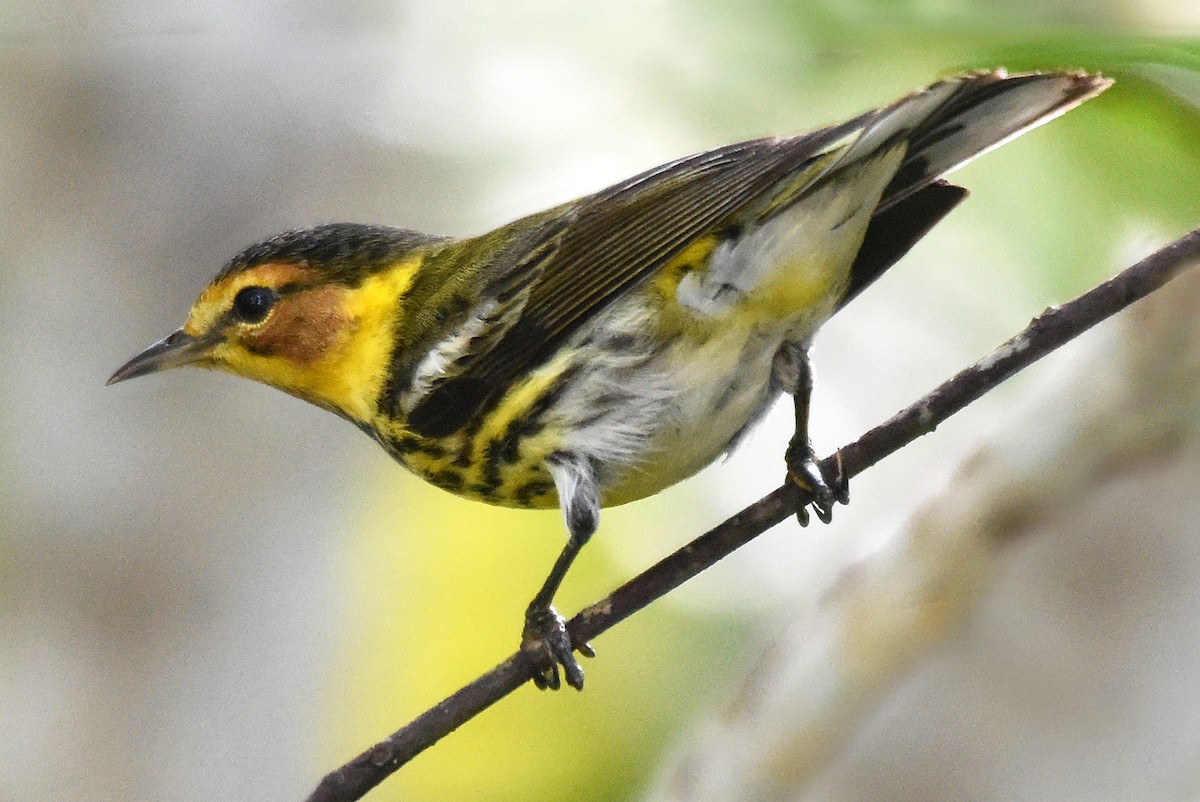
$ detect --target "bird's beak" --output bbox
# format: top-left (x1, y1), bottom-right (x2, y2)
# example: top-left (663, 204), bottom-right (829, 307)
top-left (107, 328), bottom-right (211, 386)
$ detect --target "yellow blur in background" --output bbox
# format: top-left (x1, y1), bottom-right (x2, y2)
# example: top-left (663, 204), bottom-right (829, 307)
top-left (3, 2), bottom-right (1199, 801)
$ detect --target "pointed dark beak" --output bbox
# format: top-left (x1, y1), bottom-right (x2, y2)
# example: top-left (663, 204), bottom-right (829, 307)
top-left (107, 328), bottom-right (211, 386)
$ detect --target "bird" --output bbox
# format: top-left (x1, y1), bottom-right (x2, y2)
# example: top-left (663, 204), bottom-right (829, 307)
top-left (109, 68), bottom-right (1110, 690)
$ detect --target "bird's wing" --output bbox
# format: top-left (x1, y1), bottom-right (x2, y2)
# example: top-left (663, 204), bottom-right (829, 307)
top-left (405, 125), bottom-right (861, 438)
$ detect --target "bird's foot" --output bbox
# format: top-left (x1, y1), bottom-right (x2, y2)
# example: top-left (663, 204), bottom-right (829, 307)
top-left (522, 604), bottom-right (594, 691)
top-left (785, 441), bottom-right (848, 526)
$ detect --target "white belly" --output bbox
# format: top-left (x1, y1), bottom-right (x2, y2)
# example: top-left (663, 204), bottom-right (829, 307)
top-left (548, 310), bottom-right (787, 507)
top-left (624, 327), bottom-right (781, 496)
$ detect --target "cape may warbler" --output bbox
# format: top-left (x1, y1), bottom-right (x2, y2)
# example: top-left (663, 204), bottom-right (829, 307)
top-left (110, 69), bottom-right (1109, 689)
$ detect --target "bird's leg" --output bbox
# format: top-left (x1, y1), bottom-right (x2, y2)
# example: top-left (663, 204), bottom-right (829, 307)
top-left (775, 341), bottom-right (849, 526)
top-left (524, 452), bottom-right (599, 690)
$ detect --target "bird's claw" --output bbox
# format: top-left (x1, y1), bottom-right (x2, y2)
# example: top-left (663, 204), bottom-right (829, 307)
top-left (522, 605), bottom-right (591, 691)
top-left (786, 444), bottom-right (848, 526)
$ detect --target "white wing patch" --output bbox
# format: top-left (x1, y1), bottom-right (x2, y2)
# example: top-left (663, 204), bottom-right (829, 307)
top-left (399, 298), bottom-right (504, 414)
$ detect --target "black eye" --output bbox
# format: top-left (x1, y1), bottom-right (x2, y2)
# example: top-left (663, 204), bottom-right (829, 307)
top-left (232, 286), bottom-right (277, 323)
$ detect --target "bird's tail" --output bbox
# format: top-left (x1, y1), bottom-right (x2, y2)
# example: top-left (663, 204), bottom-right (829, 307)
top-left (829, 69), bottom-right (1110, 307)
top-left (842, 69), bottom-right (1111, 212)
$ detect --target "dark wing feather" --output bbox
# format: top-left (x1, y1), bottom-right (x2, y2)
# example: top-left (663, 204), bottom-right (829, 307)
top-left (405, 119), bottom-right (870, 437)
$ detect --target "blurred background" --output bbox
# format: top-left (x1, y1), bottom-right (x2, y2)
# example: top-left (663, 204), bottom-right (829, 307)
top-left (3, 1), bottom-right (1199, 800)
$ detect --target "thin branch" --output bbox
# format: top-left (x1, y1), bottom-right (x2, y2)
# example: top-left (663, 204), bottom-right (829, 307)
top-left (306, 226), bottom-right (1200, 802)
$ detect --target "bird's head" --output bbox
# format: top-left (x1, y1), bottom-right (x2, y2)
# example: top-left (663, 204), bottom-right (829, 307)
top-left (109, 223), bottom-right (444, 424)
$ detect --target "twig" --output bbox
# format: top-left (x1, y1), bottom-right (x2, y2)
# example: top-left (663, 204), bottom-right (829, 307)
top-left (306, 226), bottom-right (1200, 802)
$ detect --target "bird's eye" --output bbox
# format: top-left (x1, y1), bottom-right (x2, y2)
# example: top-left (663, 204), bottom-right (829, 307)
top-left (232, 286), bottom-right (277, 324)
